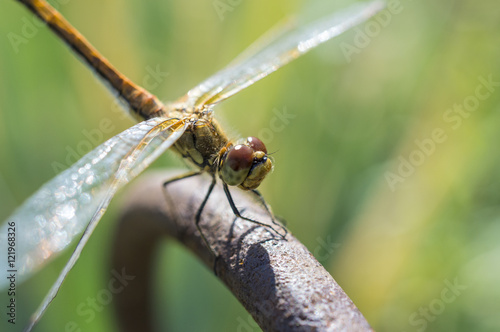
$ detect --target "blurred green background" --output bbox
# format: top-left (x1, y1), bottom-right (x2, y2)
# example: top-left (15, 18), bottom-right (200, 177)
top-left (1, 0), bottom-right (499, 331)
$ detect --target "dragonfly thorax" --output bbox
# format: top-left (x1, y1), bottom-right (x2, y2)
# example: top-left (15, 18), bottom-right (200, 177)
top-left (218, 136), bottom-right (272, 190)
top-left (171, 117), bottom-right (228, 171)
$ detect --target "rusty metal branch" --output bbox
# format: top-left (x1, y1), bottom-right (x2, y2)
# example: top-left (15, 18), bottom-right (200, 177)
top-left (111, 170), bottom-right (372, 332)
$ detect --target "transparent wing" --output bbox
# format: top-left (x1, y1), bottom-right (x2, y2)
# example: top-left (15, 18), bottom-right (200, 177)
top-left (179, 0), bottom-right (385, 109)
top-left (0, 117), bottom-right (186, 288)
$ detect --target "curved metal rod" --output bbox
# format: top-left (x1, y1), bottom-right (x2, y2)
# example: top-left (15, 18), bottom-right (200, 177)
top-left (111, 170), bottom-right (373, 332)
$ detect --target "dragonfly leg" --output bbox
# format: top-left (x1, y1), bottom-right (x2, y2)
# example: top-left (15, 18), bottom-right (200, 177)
top-left (250, 189), bottom-right (288, 239)
top-left (163, 172), bottom-right (214, 246)
top-left (162, 171), bottom-right (203, 194)
top-left (194, 176), bottom-right (219, 270)
top-left (162, 171), bottom-right (203, 232)
top-left (223, 184), bottom-right (287, 239)
top-left (163, 172), bottom-right (220, 272)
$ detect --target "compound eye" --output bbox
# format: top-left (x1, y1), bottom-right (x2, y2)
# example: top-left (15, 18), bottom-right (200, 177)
top-left (226, 145), bottom-right (253, 171)
top-left (220, 144), bottom-right (254, 186)
top-left (247, 137), bottom-right (267, 154)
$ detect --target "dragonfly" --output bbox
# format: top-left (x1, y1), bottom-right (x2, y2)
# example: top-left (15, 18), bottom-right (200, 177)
top-left (0, 0), bottom-right (385, 330)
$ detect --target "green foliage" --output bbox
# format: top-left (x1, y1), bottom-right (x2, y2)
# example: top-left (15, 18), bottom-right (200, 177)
top-left (0, 0), bottom-right (499, 331)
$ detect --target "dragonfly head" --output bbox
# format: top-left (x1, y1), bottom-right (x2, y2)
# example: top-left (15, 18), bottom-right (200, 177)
top-left (219, 137), bottom-right (272, 190)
